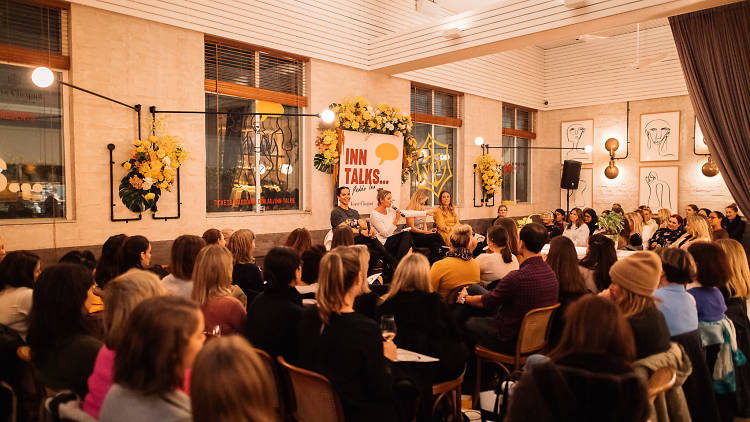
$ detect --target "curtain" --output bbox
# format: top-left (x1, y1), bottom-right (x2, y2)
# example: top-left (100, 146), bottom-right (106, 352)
top-left (669, 1), bottom-right (750, 216)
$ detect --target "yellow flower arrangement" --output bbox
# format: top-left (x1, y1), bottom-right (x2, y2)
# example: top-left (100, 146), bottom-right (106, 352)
top-left (475, 154), bottom-right (502, 197)
top-left (516, 216), bottom-right (533, 232)
top-left (119, 118), bottom-right (188, 213)
top-left (314, 96), bottom-right (418, 182)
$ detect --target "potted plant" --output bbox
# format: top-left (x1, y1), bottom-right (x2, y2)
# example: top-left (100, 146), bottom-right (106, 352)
top-left (596, 212), bottom-right (625, 244)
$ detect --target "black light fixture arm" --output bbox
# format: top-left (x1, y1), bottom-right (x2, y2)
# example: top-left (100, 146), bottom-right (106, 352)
top-left (58, 80), bottom-right (142, 139)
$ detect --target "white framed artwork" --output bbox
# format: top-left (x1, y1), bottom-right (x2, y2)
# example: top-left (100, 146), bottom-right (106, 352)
top-left (639, 166), bottom-right (679, 212)
top-left (640, 112), bottom-right (680, 161)
top-left (694, 117), bottom-right (709, 154)
top-left (560, 167), bottom-right (593, 210)
top-left (561, 120), bottom-right (593, 164)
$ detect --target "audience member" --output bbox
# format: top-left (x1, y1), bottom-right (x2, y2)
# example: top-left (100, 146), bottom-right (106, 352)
top-left (686, 204), bottom-right (699, 218)
top-left (59, 250), bottom-right (97, 271)
top-left (190, 336), bottom-right (277, 422)
top-left (672, 215), bottom-right (711, 248)
top-left (582, 208), bottom-right (598, 235)
top-left (95, 234), bottom-right (127, 288)
top-left (505, 296), bottom-right (648, 422)
top-left (377, 253), bottom-right (467, 382)
top-left (331, 225), bottom-right (355, 249)
top-left (612, 203), bottom-right (624, 215)
top-left (493, 204), bottom-right (509, 225)
top-left (563, 208), bottom-right (589, 247)
top-left (709, 211), bottom-right (729, 239)
top-left (648, 214), bottom-right (685, 250)
top-left (297, 246), bottom-right (401, 422)
top-left (285, 228), bottom-right (312, 257)
top-left (162, 235), bottom-right (205, 298)
top-left (578, 234), bottom-right (617, 293)
top-left (27, 264), bottom-right (103, 397)
top-left (0, 251), bottom-right (40, 339)
top-left (605, 251), bottom-right (671, 359)
top-left (639, 206), bottom-right (659, 245)
top-left (220, 228), bottom-right (234, 244)
top-left (722, 203), bottom-right (745, 242)
top-left (119, 235), bottom-right (151, 274)
top-left (192, 245), bottom-right (247, 335)
top-left (624, 212), bottom-right (644, 250)
top-left (83, 270), bottom-right (164, 419)
top-left (370, 188), bottom-right (415, 262)
top-left (99, 296), bottom-right (202, 422)
top-left (475, 225), bottom-right (519, 286)
top-left (495, 217), bottom-right (520, 257)
top-left (656, 208), bottom-right (671, 228)
top-left (246, 247), bottom-right (303, 363)
top-left (301, 244), bottom-right (326, 285)
top-left (460, 223), bottom-right (558, 353)
top-left (654, 248), bottom-right (698, 336)
top-left (352, 245), bottom-right (380, 319)
top-left (227, 229), bottom-right (263, 297)
top-left (688, 242), bottom-right (730, 324)
top-left (546, 236), bottom-right (588, 347)
top-left (202, 228), bottom-right (225, 246)
top-left (554, 209), bottom-right (566, 233)
top-left (405, 189), bottom-right (444, 264)
top-left (698, 208), bottom-right (712, 218)
top-left (433, 190), bottom-right (460, 246)
top-left (541, 211), bottom-right (562, 239)
top-left (429, 224), bottom-right (480, 300)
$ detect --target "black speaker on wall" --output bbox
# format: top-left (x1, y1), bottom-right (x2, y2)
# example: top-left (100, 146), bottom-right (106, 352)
top-left (561, 160), bottom-right (582, 190)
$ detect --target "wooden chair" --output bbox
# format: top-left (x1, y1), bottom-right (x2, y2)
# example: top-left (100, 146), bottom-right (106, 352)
top-left (432, 369), bottom-right (465, 421)
top-left (646, 367), bottom-right (676, 405)
top-left (473, 303), bottom-right (560, 407)
top-left (253, 348), bottom-right (285, 420)
top-left (277, 356), bottom-right (345, 422)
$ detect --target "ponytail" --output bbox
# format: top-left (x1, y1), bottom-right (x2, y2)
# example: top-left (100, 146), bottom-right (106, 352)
top-left (487, 226), bottom-right (513, 264)
top-left (316, 247), bottom-right (360, 325)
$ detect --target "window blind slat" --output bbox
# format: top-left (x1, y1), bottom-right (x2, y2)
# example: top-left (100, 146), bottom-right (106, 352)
top-left (0, 0), bottom-right (64, 55)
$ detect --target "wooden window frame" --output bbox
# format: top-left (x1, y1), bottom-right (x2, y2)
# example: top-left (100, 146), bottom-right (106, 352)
top-left (0, 0), bottom-right (69, 69)
top-left (410, 83), bottom-right (463, 127)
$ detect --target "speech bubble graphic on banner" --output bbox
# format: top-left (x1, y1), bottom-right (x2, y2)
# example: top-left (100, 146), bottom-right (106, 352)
top-left (376, 142), bottom-right (399, 165)
top-left (256, 101), bottom-right (284, 122)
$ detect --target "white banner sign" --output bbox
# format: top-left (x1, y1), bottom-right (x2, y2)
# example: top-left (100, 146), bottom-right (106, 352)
top-left (337, 131), bottom-right (404, 210)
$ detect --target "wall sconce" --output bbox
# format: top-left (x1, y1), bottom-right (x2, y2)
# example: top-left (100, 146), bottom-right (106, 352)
top-left (604, 137), bottom-right (620, 179)
top-left (702, 155), bottom-right (719, 177)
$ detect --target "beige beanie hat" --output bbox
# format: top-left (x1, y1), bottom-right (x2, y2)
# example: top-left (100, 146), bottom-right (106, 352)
top-left (609, 251), bottom-right (662, 297)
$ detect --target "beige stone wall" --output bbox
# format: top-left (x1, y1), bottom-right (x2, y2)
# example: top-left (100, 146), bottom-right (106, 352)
top-left (538, 95), bottom-right (735, 214)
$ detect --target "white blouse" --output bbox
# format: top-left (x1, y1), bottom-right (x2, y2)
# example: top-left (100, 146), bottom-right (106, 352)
top-left (475, 253), bottom-right (519, 284)
top-left (370, 208), bottom-right (426, 244)
top-left (563, 223), bottom-right (590, 247)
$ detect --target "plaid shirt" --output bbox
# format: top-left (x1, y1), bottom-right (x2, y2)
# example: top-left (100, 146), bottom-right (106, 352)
top-left (481, 255), bottom-right (559, 342)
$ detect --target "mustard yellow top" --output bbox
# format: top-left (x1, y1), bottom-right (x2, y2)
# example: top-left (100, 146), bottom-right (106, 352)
top-left (434, 207), bottom-right (460, 245)
top-left (429, 257), bottom-right (480, 300)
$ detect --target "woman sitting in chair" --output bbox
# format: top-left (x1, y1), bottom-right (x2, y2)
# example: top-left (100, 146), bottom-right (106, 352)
top-left (505, 295), bottom-right (649, 422)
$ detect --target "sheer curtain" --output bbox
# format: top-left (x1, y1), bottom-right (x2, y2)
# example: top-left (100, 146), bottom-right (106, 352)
top-left (669, 1), bottom-right (750, 216)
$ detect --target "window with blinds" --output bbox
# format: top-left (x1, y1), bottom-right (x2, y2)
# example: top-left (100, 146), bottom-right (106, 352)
top-left (0, 0), bottom-right (69, 69)
top-left (410, 84), bottom-right (461, 127)
top-left (501, 104), bottom-right (537, 203)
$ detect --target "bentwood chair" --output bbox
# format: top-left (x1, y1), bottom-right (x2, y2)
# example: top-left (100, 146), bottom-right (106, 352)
top-left (276, 356), bottom-right (345, 422)
top-left (646, 367), bottom-right (676, 405)
top-left (432, 369), bottom-right (465, 421)
top-left (253, 348), bottom-right (286, 420)
top-left (473, 303), bottom-right (560, 407)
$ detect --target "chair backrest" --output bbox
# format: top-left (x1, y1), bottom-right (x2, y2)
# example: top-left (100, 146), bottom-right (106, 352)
top-left (253, 348), bottom-right (283, 418)
top-left (277, 356), bottom-right (345, 422)
top-left (647, 367), bottom-right (676, 404)
top-left (517, 303), bottom-right (560, 356)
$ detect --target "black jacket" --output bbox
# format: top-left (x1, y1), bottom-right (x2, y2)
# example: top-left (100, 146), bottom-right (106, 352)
top-left (505, 353), bottom-right (649, 422)
top-left (722, 216), bottom-right (746, 242)
top-left (724, 296), bottom-right (750, 417)
top-left (232, 262), bottom-right (263, 298)
top-left (245, 283), bottom-right (302, 363)
top-left (671, 329), bottom-right (721, 422)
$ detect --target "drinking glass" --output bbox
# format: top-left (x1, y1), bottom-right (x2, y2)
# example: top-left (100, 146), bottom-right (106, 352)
top-left (380, 315), bottom-right (397, 342)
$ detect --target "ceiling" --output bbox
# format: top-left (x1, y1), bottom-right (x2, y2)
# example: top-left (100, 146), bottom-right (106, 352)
top-left (536, 18), bottom-right (670, 49)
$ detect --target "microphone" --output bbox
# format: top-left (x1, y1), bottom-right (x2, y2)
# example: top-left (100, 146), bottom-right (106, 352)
top-left (392, 206), bottom-right (406, 217)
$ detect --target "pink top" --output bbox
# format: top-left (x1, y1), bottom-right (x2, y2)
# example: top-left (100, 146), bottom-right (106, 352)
top-left (83, 346), bottom-right (193, 419)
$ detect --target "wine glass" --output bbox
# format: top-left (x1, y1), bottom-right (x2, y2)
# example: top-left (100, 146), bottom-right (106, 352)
top-left (380, 315), bottom-right (397, 342)
top-left (204, 324), bottom-right (221, 342)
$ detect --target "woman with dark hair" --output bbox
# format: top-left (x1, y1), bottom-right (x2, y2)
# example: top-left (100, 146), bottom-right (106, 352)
top-left (709, 211), bottom-right (730, 240)
top-left (582, 208), bottom-right (598, 235)
top-left (246, 246), bottom-right (303, 362)
top-left (331, 225), bottom-right (355, 249)
top-left (648, 214), bottom-right (685, 250)
top-left (546, 236), bottom-right (588, 347)
top-left (27, 264), bottom-right (102, 397)
top-left (119, 235), bottom-right (151, 274)
top-left (654, 248), bottom-right (698, 336)
top-left (301, 245), bottom-right (326, 285)
top-left (505, 296), bottom-right (649, 422)
top-left (285, 228), bottom-right (313, 256)
top-left (722, 203), bottom-right (746, 242)
top-left (162, 235), bottom-right (206, 299)
top-left (95, 234), bottom-right (127, 288)
top-left (59, 250), bottom-right (97, 271)
top-left (579, 234), bottom-right (617, 293)
top-left (495, 217), bottom-right (520, 257)
top-left (554, 209), bottom-right (566, 233)
top-left (202, 228), bottom-right (225, 246)
top-left (687, 242), bottom-right (730, 324)
top-left (0, 251), bottom-right (41, 339)
top-left (99, 296), bottom-right (203, 421)
top-left (699, 208), bottom-right (712, 218)
top-left (475, 225), bottom-right (518, 286)
top-left (563, 207), bottom-right (589, 247)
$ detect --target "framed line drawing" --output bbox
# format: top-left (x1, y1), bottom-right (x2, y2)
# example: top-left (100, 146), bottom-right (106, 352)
top-left (639, 166), bottom-right (679, 212)
top-left (561, 120), bottom-right (593, 164)
top-left (694, 117), bottom-right (709, 155)
top-left (640, 112), bottom-right (680, 162)
top-left (560, 167), bottom-right (593, 209)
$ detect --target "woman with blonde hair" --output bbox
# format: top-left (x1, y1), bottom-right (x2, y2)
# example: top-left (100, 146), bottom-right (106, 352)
top-left (370, 188), bottom-right (415, 263)
top-left (433, 190), bottom-right (460, 245)
top-left (227, 229), bottom-right (263, 297)
top-left (191, 336), bottom-right (277, 422)
top-left (193, 244), bottom-right (247, 335)
top-left (297, 246), bottom-right (400, 422)
top-left (717, 239), bottom-right (750, 300)
top-left (83, 270), bottom-right (164, 419)
top-left (621, 212), bottom-right (644, 250)
top-left (377, 253), bottom-right (467, 382)
top-left (672, 215), bottom-right (711, 248)
top-left (405, 189), bottom-right (444, 263)
top-left (429, 224), bottom-right (480, 300)
top-left (657, 208), bottom-right (671, 228)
